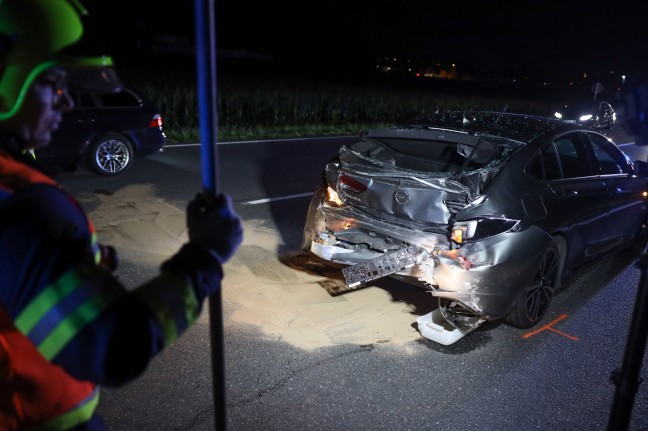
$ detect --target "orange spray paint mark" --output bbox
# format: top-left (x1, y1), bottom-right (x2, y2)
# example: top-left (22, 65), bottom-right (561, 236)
top-left (522, 314), bottom-right (579, 341)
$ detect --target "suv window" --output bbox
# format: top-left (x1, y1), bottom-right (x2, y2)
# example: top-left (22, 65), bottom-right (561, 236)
top-left (77, 91), bottom-right (95, 108)
top-left (99, 90), bottom-right (141, 108)
top-left (67, 88), bottom-right (142, 109)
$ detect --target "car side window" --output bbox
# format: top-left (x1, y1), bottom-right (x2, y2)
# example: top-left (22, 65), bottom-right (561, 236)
top-left (98, 89), bottom-right (142, 108)
top-left (585, 132), bottom-right (629, 175)
top-left (553, 134), bottom-right (593, 178)
top-left (79, 92), bottom-right (95, 108)
top-left (68, 89), bottom-right (96, 109)
top-left (528, 144), bottom-right (562, 181)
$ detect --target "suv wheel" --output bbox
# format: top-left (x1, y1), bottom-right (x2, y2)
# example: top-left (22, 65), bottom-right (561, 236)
top-left (87, 133), bottom-right (134, 176)
top-left (634, 222), bottom-right (648, 256)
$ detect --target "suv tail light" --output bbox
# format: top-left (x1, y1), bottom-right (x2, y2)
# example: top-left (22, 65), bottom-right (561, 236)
top-left (149, 114), bottom-right (163, 129)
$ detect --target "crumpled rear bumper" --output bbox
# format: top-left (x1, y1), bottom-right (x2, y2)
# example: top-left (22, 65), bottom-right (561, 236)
top-left (302, 189), bottom-right (552, 326)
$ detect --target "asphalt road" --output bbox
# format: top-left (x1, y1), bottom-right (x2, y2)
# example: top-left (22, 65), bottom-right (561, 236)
top-left (57, 126), bottom-right (648, 431)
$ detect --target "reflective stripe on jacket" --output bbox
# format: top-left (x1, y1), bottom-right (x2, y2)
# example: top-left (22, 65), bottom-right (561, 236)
top-left (0, 150), bottom-right (102, 429)
top-left (0, 307), bottom-right (98, 431)
top-left (0, 145), bottom-right (223, 429)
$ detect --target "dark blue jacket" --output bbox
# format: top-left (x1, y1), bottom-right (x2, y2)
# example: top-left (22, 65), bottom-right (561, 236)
top-left (0, 138), bottom-right (222, 429)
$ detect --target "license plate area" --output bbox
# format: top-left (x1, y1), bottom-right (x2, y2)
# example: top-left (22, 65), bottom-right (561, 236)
top-left (342, 245), bottom-right (421, 288)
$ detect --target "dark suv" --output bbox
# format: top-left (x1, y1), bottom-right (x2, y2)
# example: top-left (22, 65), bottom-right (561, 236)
top-left (36, 84), bottom-right (166, 176)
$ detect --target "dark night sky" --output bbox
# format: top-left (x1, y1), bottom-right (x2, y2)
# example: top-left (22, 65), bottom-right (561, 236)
top-left (91, 0), bottom-right (648, 80)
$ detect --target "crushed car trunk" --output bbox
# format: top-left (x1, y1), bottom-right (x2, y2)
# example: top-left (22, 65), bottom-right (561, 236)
top-left (330, 127), bottom-right (520, 225)
top-left (301, 126), bottom-right (529, 334)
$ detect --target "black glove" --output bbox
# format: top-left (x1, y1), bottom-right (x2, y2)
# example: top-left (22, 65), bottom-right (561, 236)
top-left (99, 244), bottom-right (119, 272)
top-left (187, 192), bottom-right (243, 264)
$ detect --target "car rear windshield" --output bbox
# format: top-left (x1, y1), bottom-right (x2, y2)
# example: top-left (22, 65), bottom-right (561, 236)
top-left (351, 135), bottom-right (523, 174)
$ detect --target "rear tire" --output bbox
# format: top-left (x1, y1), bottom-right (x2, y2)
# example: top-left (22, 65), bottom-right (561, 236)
top-left (506, 236), bottom-right (565, 329)
top-left (633, 222), bottom-right (648, 257)
top-left (87, 133), bottom-right (133, 176)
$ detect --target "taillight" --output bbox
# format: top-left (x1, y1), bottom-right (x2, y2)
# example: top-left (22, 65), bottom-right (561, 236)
top-left (451, 221), bottom-right (477, 243)
top-left (338, 175), bottom-right (367, 194)
top-left (451, 218), bottom-right (519, 244)
top-left (325, 175), bottom-right (367, 206)
top-left (149, 114), bottom-right (163, 129)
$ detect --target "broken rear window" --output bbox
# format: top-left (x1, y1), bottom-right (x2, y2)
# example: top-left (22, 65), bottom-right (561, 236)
top-left (352, 130), bottom-right (523, 175)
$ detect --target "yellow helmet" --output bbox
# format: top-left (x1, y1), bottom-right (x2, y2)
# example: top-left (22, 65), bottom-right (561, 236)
top-left (0, 0), bottom-right (122, 119)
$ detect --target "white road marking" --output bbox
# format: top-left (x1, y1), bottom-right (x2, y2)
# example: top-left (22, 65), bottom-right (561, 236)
top-left (243, 192), bottom-right (314, 205)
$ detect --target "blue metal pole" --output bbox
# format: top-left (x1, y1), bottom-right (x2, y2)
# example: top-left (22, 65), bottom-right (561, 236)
top-left (194, 0), bottom-right (226, 430)
top-left (195, 0), bottom-right (219, 192)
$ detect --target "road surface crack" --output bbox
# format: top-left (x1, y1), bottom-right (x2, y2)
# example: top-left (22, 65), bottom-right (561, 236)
top-left (229, 341), bottom-right (389, 407)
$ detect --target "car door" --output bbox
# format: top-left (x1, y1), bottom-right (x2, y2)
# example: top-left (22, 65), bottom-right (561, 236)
top-left (538, 132), bottom-right (612, 264)
top-left (38, 88), bottom-right (100, 162)
top-left (585, 131), bottom-right (646, 245)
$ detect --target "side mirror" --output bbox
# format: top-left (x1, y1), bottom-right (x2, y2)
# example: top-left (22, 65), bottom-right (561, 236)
top-left (634, 160), bottom-right (648, 177)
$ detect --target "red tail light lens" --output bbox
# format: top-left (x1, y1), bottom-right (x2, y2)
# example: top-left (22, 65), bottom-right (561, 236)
top-left (149, 114), bottom-right (163, 129)
top-left (338, 175), bottom-right (367, 194)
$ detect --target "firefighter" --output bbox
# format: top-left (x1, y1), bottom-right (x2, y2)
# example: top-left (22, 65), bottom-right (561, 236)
top-left (0, 0), bottom-right (243, 429)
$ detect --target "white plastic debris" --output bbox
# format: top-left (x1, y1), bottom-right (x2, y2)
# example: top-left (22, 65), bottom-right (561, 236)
top-left (310, 241), bottom-right (354, 261)
top-left (416, 309), bottom-right (476, 345)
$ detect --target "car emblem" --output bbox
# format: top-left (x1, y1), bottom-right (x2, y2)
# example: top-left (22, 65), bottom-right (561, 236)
top-left (394, 189), bottom-right (409, 204)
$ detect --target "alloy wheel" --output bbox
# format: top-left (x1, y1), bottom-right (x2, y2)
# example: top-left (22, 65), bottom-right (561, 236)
top-left (524, 248), bottom-right (559, 322)
top-left (95, 139), bottom-right (131, 174)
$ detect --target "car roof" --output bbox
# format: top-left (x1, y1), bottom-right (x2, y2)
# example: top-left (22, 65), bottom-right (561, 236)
top-left (393, 111), bottom-right (573, 144)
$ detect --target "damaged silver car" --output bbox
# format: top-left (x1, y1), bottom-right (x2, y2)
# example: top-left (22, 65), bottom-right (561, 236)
top-left (301, 111), bottom-right (648, 335)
